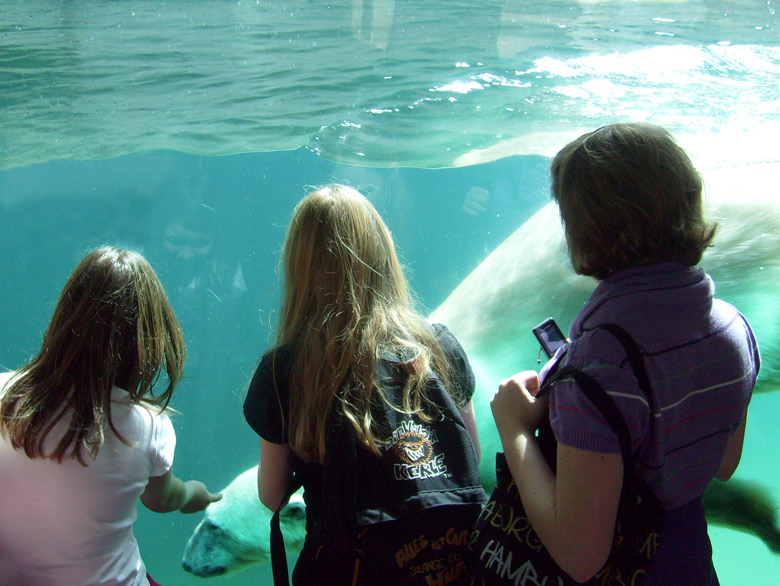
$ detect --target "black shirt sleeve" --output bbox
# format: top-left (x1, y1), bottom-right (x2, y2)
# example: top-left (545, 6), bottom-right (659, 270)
top-left (432, 323), bottom-right (476, 408)
top-left (243, 345), bottom-right (294, 444)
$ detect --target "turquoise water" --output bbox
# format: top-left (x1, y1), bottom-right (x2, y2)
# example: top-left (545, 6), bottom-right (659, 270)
top-left (2, 0), bottom-right (780, 170)
top-left (1, 1), bottom-right (779, 585)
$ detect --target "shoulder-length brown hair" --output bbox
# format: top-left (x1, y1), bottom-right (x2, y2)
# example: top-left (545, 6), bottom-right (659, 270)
top-left (551, 122), bottom-right (717, 279)
top-left (277, 184), bottom-right (452, 464)
top-left (0, 246), bottom-right (185, 465)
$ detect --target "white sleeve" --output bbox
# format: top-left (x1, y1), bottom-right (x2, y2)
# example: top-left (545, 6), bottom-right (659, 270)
top-left (149, 411), bottom-right (177, 477)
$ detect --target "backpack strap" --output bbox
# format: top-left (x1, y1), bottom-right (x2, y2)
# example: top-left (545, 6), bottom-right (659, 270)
top-left (318, 408), bottom-right (360, 556)
top-left (270, 473), bottom-right (304, 586)
top-left (270, 408), bottom-right (362, 586)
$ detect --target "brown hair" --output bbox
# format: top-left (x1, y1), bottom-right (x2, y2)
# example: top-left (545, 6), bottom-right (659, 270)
top-left (0, 246), bottom-right (185, 465)
top-left (550, 123), bottom-right (716, 279)
top-left (277, 184), bottom-right (452, 464)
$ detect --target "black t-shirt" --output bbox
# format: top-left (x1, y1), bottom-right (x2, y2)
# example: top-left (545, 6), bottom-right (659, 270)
top-left (243, 323), bottom-right (483, 579)
top-left (243, 323), bottom-right (475, 444)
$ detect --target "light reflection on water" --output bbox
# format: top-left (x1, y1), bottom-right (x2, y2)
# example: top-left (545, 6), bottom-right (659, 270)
top-left (1, 0), bottom-right (778, 169)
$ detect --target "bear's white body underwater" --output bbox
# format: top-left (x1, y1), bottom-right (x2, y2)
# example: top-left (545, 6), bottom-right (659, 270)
top-left (182, 158), bottom-right (780, 577)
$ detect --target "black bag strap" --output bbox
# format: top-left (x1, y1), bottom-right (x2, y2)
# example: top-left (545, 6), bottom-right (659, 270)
top-left (318, 409), bottom-right (360, 555)
top-left (539, 323), bottom-right (653, 462)
top-left (545, 366), bottom-right (634, 459)
top-left (269, 406), bottom-right (360, 586)
top-left (596, 323), bottom-right (656, 412)
top-left (270, 473), bottom-right (304, 586)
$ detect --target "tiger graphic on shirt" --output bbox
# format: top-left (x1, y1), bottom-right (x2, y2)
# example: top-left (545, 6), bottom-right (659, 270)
top-left (387, 420), bottom-right (449, 480)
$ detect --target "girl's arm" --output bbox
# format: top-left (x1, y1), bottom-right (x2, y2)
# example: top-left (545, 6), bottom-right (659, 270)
top-left (492, 371), bottom-right (623, 583)
top-left (458, 399), bottom-right (481, 463)
top-left (141, 471), bottom-right (222, 514)
top-left (258, 438), bottom-right (293, 511)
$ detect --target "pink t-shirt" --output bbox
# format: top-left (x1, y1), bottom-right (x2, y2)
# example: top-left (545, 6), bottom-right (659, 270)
top-left (0, 372), bottom-right (175, 586)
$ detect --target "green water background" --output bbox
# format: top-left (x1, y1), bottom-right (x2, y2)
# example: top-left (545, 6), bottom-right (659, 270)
top-left (1, 1), bottom-right (779, 584)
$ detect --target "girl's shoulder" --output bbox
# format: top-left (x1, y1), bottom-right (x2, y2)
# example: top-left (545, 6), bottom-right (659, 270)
top-left (111, 387), bottom-right (172, 427)
top-left (430, 322), bottom-right (475, 405)
top-left (430, 323), bottom-right (463, 355)
top-left (258, 344), bottom-right (296, 374)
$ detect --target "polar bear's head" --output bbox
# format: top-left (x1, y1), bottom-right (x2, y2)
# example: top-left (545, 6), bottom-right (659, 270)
top-left (182, 466), bottom-right (306, 577)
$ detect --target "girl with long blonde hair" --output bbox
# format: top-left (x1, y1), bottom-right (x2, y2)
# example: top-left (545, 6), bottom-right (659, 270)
top-left (243, 185), bottom-right (483, 586)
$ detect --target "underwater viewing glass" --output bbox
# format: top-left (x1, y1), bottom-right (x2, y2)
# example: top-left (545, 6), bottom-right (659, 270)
top-left (1, 1), bottom-right (778, 585)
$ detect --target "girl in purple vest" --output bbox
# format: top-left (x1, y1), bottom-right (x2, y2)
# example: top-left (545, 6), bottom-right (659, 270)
top-left (491, 123), bottom-right (759, 585)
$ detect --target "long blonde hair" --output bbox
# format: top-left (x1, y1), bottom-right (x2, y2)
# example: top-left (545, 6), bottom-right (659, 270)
top-left (277, 185), bottom-right (452, 464)
top-left (0, 246), bottom-right (185, 465)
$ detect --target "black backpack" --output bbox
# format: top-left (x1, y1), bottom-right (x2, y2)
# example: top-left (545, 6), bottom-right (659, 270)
top-left (271, 357), bottom-right (486, 586)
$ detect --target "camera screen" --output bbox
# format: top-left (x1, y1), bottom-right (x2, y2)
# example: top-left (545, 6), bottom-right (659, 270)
top-left (534, 319), bottom-right (566, 358)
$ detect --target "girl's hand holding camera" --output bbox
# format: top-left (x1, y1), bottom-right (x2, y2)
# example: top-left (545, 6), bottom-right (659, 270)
top-left (491, 370), bottom-right (548, 441)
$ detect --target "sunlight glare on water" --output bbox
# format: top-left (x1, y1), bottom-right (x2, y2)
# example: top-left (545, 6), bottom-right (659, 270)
top-left (1, 0), bottom-right (778, 169)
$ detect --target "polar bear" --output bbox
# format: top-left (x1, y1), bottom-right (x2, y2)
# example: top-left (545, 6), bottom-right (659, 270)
top-left (182, 466), bottom-right (306, 577)
top-left (183, 159), bottom-right (780, 577)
